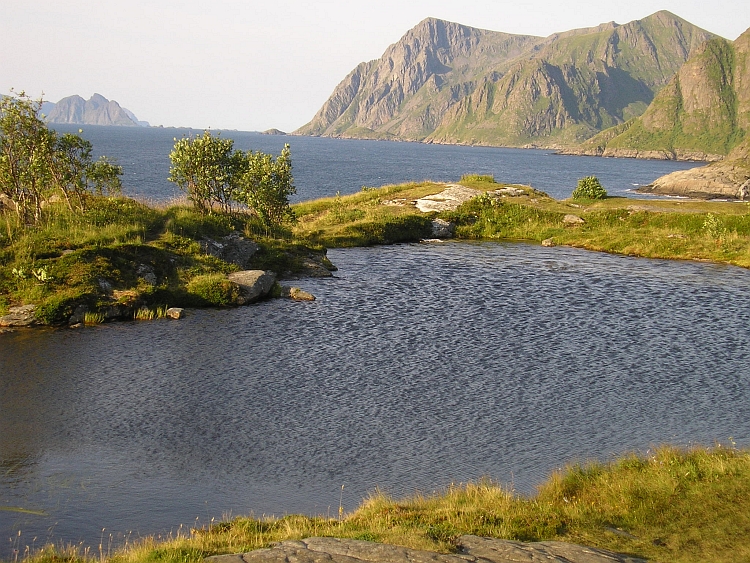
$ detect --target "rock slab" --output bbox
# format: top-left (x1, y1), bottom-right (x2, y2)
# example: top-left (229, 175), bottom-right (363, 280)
top-left (0, 305), bottom-right (38, 327)
top-left (205, 535), bottom-right (644, 563)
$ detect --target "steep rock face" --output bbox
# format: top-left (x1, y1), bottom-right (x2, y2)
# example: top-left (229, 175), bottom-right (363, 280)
top-left (295, 11), bottom-right (713, 147)
top-left (46, 94), bottom-right (140, 126)
top-left (295, 18), bottom-right (542, 140)
top-left (576, 27), bottom-right (750, 159)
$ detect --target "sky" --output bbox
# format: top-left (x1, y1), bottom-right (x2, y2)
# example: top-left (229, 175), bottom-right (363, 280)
top-left (2, 1), bottom-right (749, 132)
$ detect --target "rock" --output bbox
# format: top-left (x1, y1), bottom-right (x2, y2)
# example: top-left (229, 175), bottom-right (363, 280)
top-left (205, 535), bottom-right (644, 563)
top-left (415, 185), bottom-right (482, 212)
top-left (431, 218), bottom-right (456, 238)
top-left (563, 214), bottom-right (585, 225)
top-left (137, 264), bottom-right (158, 286)
top-left (166, 307), bottom-right (185, 319)
top-left (68, 305), bottom-right (89, 325)
top-left (201, 233), bottom-right (260, 269)
top-left (98, 278), bottom-right (114, 293)
top-left (542, 238), bottom-right (556, 247)
top-left (0, 305), bottom-right (38, 327)
top-left (280, 286), bottom-right (316, 301)
top-left (227, 270), bottom-right (277, 304)
top-left (494, 187), bottom-right (526, 196)
top-left (69, 323), bottom-right (83, 329)
top-left (0, 328), bottom-right (16, 334)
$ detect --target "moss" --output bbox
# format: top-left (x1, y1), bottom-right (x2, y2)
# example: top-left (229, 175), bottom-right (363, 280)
top-left (185, 274), bottom-right (239, 307)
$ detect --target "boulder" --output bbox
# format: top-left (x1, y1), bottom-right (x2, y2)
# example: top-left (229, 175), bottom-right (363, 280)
top-left (137, 264), bottom-right (158, 286)
top-left (166, 307), bottom-right (185, 319)
top-left (0, 305), bottom-right (38, 327)
top-left (201, 233), bottom-right (260, 269)
top-left (205, 535), bottom-right (644, 563)
top-left (542, 238), bottom-right (556, 247)
top-left (68, 305), bottom-right (89, 325)
top-left (228, 270), bottom-right (277, 304)
top-left (431, 218), bottom-right (456, 239)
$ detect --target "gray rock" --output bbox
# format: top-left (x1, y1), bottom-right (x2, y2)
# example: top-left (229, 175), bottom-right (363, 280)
top-left (563, 214), bottom-right (585, 225)
top-left (0, 193), bottom-right (17, 211)
top-left (137, 264), bottom-right (158, 286)
top-left (166, 307), bottom-right (185, 319)
top-left (205, 535), bottom-right (644, 563)
top-left (228, 270), bottom-right (277, 304)
top-left (0, 305), bottom-right (38, 327)
top-left (98, 278), bottom-right (114, 293)
top-left (542, 238), bottom-right (556, 247)
top-left (415, 185), bottom-right (482, 212)
top-left (201, 233), bottom-right (260, 269)
top-left (69, 305), bottom-right (89, 325)
top-left (431, 218), bottom-right (456, 239)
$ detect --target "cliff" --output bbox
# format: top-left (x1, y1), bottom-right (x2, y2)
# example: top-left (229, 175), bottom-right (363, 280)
top-left (572, 26), bottom-right (750, 160)
top-left (294, 11), bottom-right (713, 147)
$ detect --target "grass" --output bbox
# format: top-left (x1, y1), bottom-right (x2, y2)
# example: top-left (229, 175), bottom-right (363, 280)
top-left (289, 178), bottom-right (750, 269)
top-left (12, 446), bottom-right (750, 563)
top-left (0, 197), bottom-right (328, 322)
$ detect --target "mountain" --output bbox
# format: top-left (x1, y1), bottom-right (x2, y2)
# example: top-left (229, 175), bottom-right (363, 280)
top-left (571, 26), bottom-right (750, 161)
top-left (294, 11), bottom-right (714, 147)
top-left (45, 94), bottom-right (144, 127)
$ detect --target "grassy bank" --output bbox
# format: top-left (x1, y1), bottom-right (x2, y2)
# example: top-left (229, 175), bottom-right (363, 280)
top-left (17, 446), bottom-right (750, 563)
top-left (0, 196), bottom-right (331, 324)
top-left (290, 176), bottom-right (750, 268)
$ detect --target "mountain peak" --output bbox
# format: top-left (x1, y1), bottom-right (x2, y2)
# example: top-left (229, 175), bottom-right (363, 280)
top-left (45, 94), bottom-right (141, 127)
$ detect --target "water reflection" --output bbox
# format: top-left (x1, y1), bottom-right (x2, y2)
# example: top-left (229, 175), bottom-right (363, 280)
top-left (1, 242), bottom-right (749, 555)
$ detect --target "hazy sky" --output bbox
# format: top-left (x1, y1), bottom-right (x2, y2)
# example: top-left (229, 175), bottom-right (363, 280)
top-left (3, 1), bottom-right (748, 131)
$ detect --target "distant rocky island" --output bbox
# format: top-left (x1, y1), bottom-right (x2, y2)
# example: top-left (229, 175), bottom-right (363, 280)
top-left (44, 93), bottom-right (149, 127)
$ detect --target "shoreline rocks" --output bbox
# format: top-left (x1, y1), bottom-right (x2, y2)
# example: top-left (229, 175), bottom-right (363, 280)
top-left (205, 535), bottom-right (644, 563)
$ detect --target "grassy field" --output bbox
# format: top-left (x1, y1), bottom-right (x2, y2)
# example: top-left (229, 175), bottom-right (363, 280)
top-left (290, 175), bottom-right (750, 268)
top-left (16, 446), bottom-right (750, 563)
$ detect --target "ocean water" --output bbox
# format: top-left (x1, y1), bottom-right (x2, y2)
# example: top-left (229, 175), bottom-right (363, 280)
top-left (49, 125), bottom-right (703, 203)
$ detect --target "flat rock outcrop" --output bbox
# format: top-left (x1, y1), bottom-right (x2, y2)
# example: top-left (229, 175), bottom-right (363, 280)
top-left (201, 233), bottom-right (260, 269)
top-left (205, 535), bottom-right (644, 563)
top-left (415, 185), bottom-right (482, 212)
top-left (0, 305), bottom-right (38, 327)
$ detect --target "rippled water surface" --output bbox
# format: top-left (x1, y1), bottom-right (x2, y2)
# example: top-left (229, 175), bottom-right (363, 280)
top-left (2, 242), bottom-right (749, 554)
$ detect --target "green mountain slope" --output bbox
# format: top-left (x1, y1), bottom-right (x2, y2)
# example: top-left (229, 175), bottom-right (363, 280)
top-left (575, 26), bottom-right (750, 160)
top-left (295, 11), bottom-right (713, 147)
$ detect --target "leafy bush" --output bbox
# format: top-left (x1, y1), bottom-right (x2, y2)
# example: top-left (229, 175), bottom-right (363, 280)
top-left (186, 274), bottom-right (239, 306)
top-left (572, 176), bottom-right (607, 200)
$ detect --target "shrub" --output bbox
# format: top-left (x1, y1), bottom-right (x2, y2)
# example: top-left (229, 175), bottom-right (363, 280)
top-left (572, 176), bottom-right (607, 200)
top-left (186, 274), bottom-right (239, 306)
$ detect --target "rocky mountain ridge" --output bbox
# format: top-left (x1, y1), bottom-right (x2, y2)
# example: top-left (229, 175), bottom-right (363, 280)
top-left (294, 11), bottom-right (714, 147)
top-left (568, 26), bottom-right (750, 161)
top-left (45, 93), bottom-right (148, 127)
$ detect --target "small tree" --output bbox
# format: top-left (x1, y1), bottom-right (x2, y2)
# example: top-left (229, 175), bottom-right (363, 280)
top-left (0, 91), bottom-right (122, 223)
top-left (168, 131), bottom-right (241, 214)
top-left (572, 176), bottom-right (607, 200)
top-left (235, 144), bottom-right (296, 231)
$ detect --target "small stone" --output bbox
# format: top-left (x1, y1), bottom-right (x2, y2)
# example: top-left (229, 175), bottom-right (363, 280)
top-left (542, 238), bottom-right (556, 247)
top-left (563, 214), bottom-right (585, 225)
top-left (166, 307), bottom-right (185, 319)
top-left (69, 323), bottom-right (83, 329)
top-left (289, 288), bottom-right (315, 301)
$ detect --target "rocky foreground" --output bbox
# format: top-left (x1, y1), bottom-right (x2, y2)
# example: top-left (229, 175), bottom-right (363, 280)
top-left (206, 536), bottom-right (643, 563)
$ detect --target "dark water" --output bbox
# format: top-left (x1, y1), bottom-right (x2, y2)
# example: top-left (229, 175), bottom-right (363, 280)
top-left (2, 242), bottom-right (750, 555)
top-left (49, 125), bottom-right (702, 203)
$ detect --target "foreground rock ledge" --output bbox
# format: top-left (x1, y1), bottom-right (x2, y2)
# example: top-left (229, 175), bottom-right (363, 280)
top-left (205, 535), bottom-right (644, 563)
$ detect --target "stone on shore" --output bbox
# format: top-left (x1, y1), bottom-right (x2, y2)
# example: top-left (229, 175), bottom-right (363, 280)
top-left (0, 305), bottom-right (38, 327)
top-left (201, 233), bottom-right (260, 269)
top-left (228, 270), bottom-right (277, 304)
top-left (279, 285), bottom-right (316, 301)
top-left (431, 218), bottom-right (456, 238)
top-left (563, 214), bottom-right (585, 225)
top-left (166, 307), bottom-right (185, 319)
top-left (205, 535), bottom-right (644, 563)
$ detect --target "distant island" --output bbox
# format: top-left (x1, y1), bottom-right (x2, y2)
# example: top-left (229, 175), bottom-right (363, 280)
top-left (44, 93), bottom-right (149, 127)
